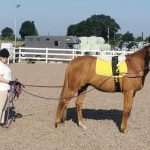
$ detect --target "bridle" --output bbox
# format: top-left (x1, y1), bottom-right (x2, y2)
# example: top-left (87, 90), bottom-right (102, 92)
top-left (119, 65), bottom-right (150, 77)
top-left (120, 47), bottom-right (150, 78)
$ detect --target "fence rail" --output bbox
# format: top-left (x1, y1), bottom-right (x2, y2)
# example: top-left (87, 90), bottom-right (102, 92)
top-left (7, 47), bottom-right (134, 64)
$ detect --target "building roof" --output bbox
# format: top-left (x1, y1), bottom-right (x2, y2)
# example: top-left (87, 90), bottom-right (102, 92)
top-left (25, 36), bottom-right (80, 44)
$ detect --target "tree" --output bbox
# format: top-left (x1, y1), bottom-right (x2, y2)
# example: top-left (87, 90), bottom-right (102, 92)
top-left (145, 36), bottom-right (150, 43)
top-left (136, 36), bottom-right (143, 42)
top-left (114, 33), bottom-right (122, 43)
top-left (121, 31), bottom-right (135, 42)
top-left (19, 21), bottom-right (38, 40)
top-left (1, 27), bottom-right (14, 39)
top-left (67, 14), bottom-right (120, 42)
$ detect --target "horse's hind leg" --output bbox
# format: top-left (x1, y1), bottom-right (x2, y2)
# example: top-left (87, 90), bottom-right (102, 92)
top-left (121, 90), bottom-right (134, 133)
top-left (55, 90), bottom-right (75, 127)
top-left (75, 85), bottom-right (88, 129)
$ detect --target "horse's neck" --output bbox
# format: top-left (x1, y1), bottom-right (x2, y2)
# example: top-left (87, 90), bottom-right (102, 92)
top-left (127, 48), bottom-right (148, 70)
top-left (133, 48), bottom-right (147, 59)
top-left (130, 48), bottom-right (148, 63)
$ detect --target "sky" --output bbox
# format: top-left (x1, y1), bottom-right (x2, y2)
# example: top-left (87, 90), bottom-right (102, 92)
top-left (0, 0), bottom-right (150, 38)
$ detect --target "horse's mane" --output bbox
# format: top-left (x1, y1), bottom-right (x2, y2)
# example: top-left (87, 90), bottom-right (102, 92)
top-left (144, 44), bottom-right (150, 49)
top-left (129, 44), bottom-right (150, 56)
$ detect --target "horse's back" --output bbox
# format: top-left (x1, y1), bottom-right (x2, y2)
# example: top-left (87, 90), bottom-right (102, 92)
top-left (68, 56), bottom-right (96, 73)
top-left (70, 55), bottom-right (96, 65)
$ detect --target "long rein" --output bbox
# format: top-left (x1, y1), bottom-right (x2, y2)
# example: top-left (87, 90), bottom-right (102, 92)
top-left (21, 65), bottom-right (150, 100)
top-left (22, 76), bottom-right (112, 100)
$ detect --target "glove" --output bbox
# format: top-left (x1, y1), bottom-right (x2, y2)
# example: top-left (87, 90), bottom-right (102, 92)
top-left (9, 80), bottom-right (22, 86)
top-left (8, 80), bottom-right (16, 85)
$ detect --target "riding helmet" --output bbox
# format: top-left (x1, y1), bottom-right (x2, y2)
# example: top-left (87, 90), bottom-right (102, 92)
top-left (0, 48), bottom-right (10, 58)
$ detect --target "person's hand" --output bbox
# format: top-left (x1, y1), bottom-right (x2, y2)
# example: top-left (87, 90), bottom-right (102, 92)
top-left (9, 80), bottom-right (22, 86)
top-left (8, 80), bottom-right (24, 98)
top-left (8, 80), bottom-right (16, 85)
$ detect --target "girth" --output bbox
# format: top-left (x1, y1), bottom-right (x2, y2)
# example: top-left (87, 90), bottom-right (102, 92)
top-left (112, 56), bottom-right (121, 92)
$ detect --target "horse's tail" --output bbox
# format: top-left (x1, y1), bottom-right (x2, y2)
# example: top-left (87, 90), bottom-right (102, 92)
top-left (60, 64), bottom-right (69, 100)
top-left (55, 65), bottom-right (69, 125)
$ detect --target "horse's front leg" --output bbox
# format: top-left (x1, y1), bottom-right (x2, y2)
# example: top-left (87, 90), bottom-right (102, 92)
top-left (121, 90), bottom-right (134, 133)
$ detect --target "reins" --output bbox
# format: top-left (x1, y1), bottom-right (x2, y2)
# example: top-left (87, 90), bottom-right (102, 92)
top-left (22, 88), bottom-right (94, 100)
top-left (119, 65), bottom-right (150, 77)
top-left (18, 65), bottom-right (150, 101)
top-left (22, 75), bottom-right (112, 100)
top-left (23, 84), bottom-right (63, 88)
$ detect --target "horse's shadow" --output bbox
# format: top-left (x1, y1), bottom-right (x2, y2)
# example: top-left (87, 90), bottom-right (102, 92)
top-left (66, 107), bottom-right (123, 130)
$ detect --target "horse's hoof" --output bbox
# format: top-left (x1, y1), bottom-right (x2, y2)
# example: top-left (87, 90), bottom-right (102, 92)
top-left (55, 123), bottom-right (57, 128)
top-left (120, 128), bottom-right (128, 134)
top-left (55, 121), bottom-right (65, 128)
top-left (79, 122), bottom-right (87, 129)
top-left (123, 128), bottom-right (128, 134)
top-left (54, 122), bottom-right (59, 128)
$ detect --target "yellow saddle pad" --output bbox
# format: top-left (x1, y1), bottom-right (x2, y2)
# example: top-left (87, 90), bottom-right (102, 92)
top-left (96, 58), bottom-right (127, 78)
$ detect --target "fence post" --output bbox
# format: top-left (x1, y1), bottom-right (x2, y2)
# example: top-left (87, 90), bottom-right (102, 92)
top-left (73, 49), bottom-right (75, 59)
top-left (13, 47), bottom-right (16, 63)
top-left (18, 47), bottom-right (21, 63)
top-left (46, 48), bottom-right (48, 63)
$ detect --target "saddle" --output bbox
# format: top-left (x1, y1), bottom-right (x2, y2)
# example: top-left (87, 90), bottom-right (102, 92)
top-left (96, 56), bottom-right (127, 92)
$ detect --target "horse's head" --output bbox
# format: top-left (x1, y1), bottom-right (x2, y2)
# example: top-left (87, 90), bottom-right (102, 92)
top-left (143, 40), bottom-right (150, 58)
top-left (144, 44), bottom-right (150, 73)
top-left (148, 45), bottom-right (150, 58)
top-left (148, 37), bottom-right (150, 57)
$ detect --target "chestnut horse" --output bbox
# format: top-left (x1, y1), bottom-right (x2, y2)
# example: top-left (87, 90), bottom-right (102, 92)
top-left (55, 45), bottom-right (150, 133)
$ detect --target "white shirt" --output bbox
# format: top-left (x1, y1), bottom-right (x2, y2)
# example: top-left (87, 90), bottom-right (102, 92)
top-left (0, 61), bottom-right (11, 91)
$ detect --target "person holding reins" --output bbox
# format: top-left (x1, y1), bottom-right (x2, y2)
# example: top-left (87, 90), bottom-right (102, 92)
top-left (0, 48), bottom-right (20, 127)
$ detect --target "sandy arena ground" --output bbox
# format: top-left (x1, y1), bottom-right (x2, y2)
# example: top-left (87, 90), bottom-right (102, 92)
top-left (0, 62), bottom-right (150, 150)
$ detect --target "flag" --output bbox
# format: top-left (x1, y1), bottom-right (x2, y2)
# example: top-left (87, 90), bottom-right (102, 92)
top-left (16, 4), bottom-right (21, 8)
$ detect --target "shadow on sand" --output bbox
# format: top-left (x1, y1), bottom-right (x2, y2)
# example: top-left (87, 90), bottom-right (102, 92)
top-left (3, 107), bottom-right (23, 128)
top-left (67, 107), bottom-right (122, 130)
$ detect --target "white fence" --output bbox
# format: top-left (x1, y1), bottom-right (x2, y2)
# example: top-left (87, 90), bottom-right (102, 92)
top-left (8, 47), bottom-right (134, 64)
